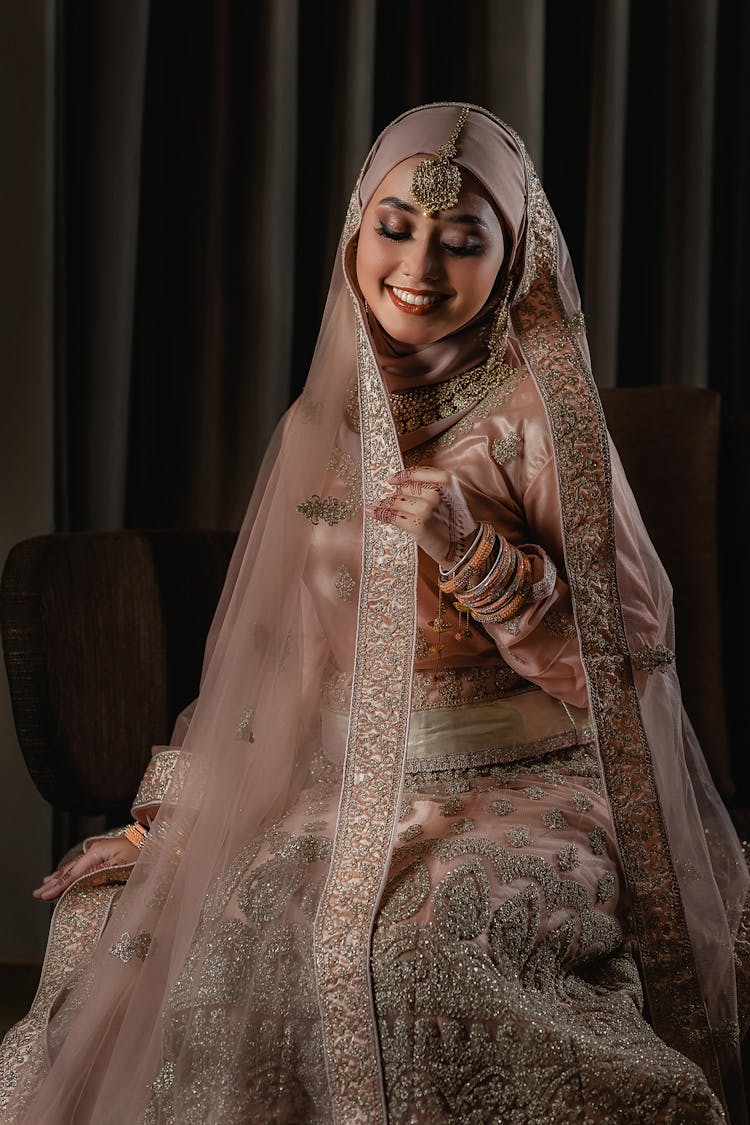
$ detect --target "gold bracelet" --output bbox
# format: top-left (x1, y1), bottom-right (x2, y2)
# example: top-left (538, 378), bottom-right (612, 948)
top-left (439, 522), bottom-right (496, 594)
top-left (123, 822), bottom-right (148, 850)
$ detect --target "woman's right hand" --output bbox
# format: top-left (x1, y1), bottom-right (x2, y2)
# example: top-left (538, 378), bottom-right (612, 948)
top-left (33, 836), bottom-right (140, 902)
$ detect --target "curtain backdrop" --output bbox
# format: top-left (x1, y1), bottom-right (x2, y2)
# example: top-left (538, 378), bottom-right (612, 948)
top-left (52, 0), bottom-right (750, 788)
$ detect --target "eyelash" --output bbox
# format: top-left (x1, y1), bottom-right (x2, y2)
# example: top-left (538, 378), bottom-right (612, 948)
top-left (374, 222), bottom-right (482, 258)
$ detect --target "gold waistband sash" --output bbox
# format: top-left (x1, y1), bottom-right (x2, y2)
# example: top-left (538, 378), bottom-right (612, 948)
top-left (322, 689), bottom-right (592, 774)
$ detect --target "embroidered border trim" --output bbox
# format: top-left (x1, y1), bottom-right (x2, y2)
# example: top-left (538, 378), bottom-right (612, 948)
top-left (131, 749), bottom-right (180, 817)
top-left (0, 867), bottom-right (131, 1117)
top-left (404, 727), bottom-right (593, 775)
top-left (509, 125), bottom-right (720, 1091)
top-left (312, 192), bottom-right (416, 1124)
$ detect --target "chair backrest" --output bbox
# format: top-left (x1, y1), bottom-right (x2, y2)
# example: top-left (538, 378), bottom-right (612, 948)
top-left (598, 386), bottom-right (732, 797)
top-left (0, 529), bottom-right (237, 814)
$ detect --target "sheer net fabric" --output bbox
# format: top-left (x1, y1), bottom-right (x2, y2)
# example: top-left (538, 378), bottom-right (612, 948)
top-left (2, 104), bottom-right (746, 1124)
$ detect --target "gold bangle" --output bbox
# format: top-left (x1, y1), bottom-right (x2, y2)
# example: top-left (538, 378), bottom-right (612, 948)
top-left (123, 822), bottom-right (148, 850)
top-left (472, 556), bottom-right (533, 622)
top-left (439, 523), bottom-right (496, 594)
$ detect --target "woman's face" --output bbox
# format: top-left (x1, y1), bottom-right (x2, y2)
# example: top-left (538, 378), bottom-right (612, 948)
top-left (356, 155), bottom-right (505, 346)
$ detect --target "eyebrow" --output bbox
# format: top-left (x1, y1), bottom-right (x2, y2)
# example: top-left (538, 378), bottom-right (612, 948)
top-left (377, 196), bottom-right (490, 230)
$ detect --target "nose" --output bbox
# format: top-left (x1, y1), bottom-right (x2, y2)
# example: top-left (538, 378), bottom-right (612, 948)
top-left (400, 236), bottom-right (442, 285)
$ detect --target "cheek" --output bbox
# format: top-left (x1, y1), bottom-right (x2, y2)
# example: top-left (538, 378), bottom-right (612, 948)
top-left (355, 230), bottom-right (392, 298)
top-left (453, 257), bottom-right (502, 311)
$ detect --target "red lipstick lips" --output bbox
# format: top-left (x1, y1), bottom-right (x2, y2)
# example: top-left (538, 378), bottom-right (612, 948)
top-left (386, 285), bottom-right (449, 316)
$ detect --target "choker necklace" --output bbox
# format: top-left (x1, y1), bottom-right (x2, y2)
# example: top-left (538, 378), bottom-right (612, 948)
top-left (388, 299), bottom-right (513, 436)
top-left (389, 359), bottom-right (513, 435)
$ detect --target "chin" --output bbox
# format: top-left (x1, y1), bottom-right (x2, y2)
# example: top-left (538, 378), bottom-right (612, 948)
top-left (376, 307), bottom-right (454, 346)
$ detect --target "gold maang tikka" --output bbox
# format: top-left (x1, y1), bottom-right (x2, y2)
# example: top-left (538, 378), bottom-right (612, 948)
top-left (410, 108), bottom-right (470, 217)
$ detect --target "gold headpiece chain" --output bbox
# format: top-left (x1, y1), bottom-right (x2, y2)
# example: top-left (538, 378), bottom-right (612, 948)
top-left (410, 108), bottom-right (470, 218)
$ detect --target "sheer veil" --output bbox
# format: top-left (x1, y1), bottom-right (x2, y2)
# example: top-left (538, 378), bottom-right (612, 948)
top-left (7, 104), bottom-right (747, 1124)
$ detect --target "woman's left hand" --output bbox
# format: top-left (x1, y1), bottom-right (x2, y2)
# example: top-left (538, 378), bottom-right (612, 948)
top-left (366, 466), bottom-right (479, 566)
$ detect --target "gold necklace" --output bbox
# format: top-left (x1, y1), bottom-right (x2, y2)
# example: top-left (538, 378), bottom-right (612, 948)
top-left (388, 358), bottom-right (513, 436)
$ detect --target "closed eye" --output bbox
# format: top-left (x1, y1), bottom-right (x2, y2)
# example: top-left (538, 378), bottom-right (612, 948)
top-left (375, 222), bottom-right (409, 242)
top-left (376, 223), bottom-right (483, 257)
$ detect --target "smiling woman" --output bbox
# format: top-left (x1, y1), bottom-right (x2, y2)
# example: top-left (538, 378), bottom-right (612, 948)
top-left (356, 158), bottom-right (506, 344)
top-left (1, 103), bottom-right (747, 1125)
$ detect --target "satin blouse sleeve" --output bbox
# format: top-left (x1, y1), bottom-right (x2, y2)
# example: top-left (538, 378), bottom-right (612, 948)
top-left (480, 451), bottom-right (589, 709)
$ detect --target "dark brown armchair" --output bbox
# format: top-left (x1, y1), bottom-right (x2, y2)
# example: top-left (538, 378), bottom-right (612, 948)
top-left (0, 529), bottom-right (237, 855)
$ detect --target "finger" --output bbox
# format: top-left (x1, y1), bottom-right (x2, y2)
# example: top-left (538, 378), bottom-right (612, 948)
top-left (33, 855), bottom-right (92, 900)
top-left (387, 467), bottom-right (449, 486)
top-left (390, 479), bottom-right (443, 499)
top-left (367, 499), bottom-right (401, 525)
top-left (369, 494), bottom-right (432, 522)
top-left (367, 502), bottom-right (424, 531)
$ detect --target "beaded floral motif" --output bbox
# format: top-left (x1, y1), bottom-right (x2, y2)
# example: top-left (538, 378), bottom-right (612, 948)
top-left (630, 644), bottom-right (676, 673)
top-left (589, 826), bottom-right (609, 856)
top-left (488, 798), bottom-right (515, 817)
top-left (411, 662), bottom-right (527, 711)
top-left (414, 628), bottom-right (429, 659)
top-left (108, 930), bottom-right (152, 964)
top-left (506, 825), bottom-right (532, 848)
top-left (296, 447), bottom-right (362, 527)
top-left (543, 808), bottom-right (568, 831)
top-left (597, 871), bottom-right (616, 903)
top-left (334, 564), bottom-right (355, 603)
top-left (557, 845), bottom-right (580, 872)
top-left (491, 430), bottom-right (522, 467)
top-left (543, 607), bottom-right (577, 638)
top-left (398, 824), bottom-right (424, 843)
top-left (450, 818), bottom-right (476, 835)
top-left (440, 797), bottom-right (464, 818)
top-left (524, 785), bottom-right (546, 801)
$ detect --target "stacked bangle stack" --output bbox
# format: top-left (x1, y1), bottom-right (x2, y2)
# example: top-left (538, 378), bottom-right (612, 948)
top-left (439, 521), bottom-right (532, 625)
top-left (123, 821), bottom-right (149, 850)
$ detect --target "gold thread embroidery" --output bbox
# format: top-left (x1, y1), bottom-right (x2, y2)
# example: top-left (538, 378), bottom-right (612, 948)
top-left (543, 608), bottom-right (577, 638)
top-left (510, 117), bottom-right (719, 1086)
top-left (108, 930), bottom-right (152, 964)
top-left (630, 644), bottom-right (676, 673)
top-left (334, 564), bottom-right (355, 603)
top-left (491, 430), bottom-right (522, 466)
top-left (404, 367), bottom-right (527, 462)
top-left (390, 360), bottom-right (514, 436)
top-left (131, 749), bottom-right (180, 813)
top-left (506, 825), bottom-right (532, 848)
top-left (313, 242), bottom-right (417, 1119)
top-left (557, 844), bottom-right (580, 872)
top-left (296, 448), bottom-right (363, 527)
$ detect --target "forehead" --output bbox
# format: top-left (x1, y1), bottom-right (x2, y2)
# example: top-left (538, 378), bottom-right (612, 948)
top-left (366, 156), bottom-right (501, 225)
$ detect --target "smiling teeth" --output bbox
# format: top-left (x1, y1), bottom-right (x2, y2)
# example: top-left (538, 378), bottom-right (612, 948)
top-left (392, 287), bottom-right (442, 306)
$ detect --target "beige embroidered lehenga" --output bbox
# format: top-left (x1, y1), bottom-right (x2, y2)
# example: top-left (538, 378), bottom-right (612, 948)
top-left (1, 104), bottom-right (748, 1125)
